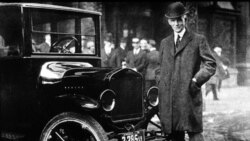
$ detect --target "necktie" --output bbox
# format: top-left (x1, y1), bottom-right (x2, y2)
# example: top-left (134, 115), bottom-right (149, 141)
top-left (176, 35), bottom-right (181, 49)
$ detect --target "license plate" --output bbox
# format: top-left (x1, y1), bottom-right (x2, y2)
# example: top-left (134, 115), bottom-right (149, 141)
top-left (120, 130), bottom-right (145, 141)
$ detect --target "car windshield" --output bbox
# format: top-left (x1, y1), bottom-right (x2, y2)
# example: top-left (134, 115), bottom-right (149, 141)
top-left (31, 8), bottom-right (96, 55)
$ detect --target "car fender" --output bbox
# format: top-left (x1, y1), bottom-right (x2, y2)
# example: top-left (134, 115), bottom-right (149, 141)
top-left (55, 94), bottom-right (100, 110)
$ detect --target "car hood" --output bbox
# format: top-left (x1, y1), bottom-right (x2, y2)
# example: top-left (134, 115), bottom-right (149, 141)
top-left (39, 61), bottom-right (114, 82)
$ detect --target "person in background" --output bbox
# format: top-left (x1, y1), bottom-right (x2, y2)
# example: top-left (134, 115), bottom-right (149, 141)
top-left (82, 41), bottom-right (95, 54)
top-left (87, 41), bottom-right (95, 54)
top-left (157, 2), bottom-right (216, 141)
top-left (144, 39), bottom-right (159, 93)
top-left (126, 37), bottom-right (147, 75)
top-left (109, 38), bottom-right (127, 68)
top-left (214, 47), bottom-right (230, 92)
top-left (31, 39), bottom-right (37, 52)
top-left (206, 46), bottom-right (230, 100)
top-left (139, 38), bottom-right (149, 52)
top-left (0, 35), bottom-right (5, 47)
top-left (101, 40), bottom-right (114, 67)
top-left (33, 34), bottom-right (50, 53)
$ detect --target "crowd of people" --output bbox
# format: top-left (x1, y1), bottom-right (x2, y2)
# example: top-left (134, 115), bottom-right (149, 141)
top-left (101, 37), bottom-right (159, 93)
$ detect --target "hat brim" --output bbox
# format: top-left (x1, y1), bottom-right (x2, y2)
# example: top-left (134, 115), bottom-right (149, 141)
top-left (165, 11), bottom-right (188, 19)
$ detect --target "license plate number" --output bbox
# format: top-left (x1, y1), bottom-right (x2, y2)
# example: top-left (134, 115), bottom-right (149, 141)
top-left (120, 130), bottom-right (145, 141)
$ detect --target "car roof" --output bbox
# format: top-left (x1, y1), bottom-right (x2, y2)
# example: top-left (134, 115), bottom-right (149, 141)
top-left (0, 3), bottom-right (102, 15)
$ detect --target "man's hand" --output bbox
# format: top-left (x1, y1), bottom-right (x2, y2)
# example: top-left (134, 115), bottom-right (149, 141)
top-left (190, 78), bottom-right (201, 97)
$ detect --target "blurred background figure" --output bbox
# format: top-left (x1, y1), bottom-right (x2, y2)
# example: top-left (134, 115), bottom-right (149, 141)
top-left (87, 41), bottom-right (95, 54)
top-left (31, 38), bottom-right (37, 52)
top-left (214, 47), bottom-right (230, 92)
top-left (81, 36), bottom-right (86, 53)
top-left (109, 38), bottom-right (127, 68)
top-left (101, 40), bottom-right (114, 67)
top-left (206, 46), bottom-right (230, 100)
top-left (139, 38), bottom-right (149, 52)
top-left (82, 40), bottom-right (95, 54)
top-left (45, 34), bottom-right (51, 46)
top-left (33, 35), bottom-right (50, 53)
top-left (144, 39), bottom-right (159, 92)
top-left (126, 37), bottom-right (147, 75)
top-left (0, 35), bottom-right (5, 47)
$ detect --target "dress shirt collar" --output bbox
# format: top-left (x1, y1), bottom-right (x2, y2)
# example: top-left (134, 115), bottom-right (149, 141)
top-left (174, 28), bottom-right (186, 44)
top-left (133, 48), bottom-right (140, 55)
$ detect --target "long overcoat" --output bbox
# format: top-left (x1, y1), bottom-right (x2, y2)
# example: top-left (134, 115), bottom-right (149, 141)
top-left (158, 30), bottom-right (216, 133)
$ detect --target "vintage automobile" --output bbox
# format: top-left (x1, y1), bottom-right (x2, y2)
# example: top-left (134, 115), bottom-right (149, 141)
top-left (0, 3), bottom-right (163, 141)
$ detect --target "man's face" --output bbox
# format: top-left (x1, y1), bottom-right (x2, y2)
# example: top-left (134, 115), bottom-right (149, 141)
top-left (168, 15), bottom-right (186, 33)
top-left (87, 41), bottom-right (95, 54)
top-left (132, 41), bottom-right (140, 49)
top-left (120, 42), bottom-right (126, 50)
top-left (215, 50), bottom-right (222, 56)
top-left (140, 39), bottom-right (148, 50)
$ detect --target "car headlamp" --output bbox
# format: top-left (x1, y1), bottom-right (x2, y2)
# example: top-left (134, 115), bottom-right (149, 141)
top-left (100, 89), bottom-right (116, 112)
top-left (147, 86), bottom-right (159, 107)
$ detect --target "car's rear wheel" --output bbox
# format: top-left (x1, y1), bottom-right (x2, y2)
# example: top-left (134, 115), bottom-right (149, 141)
top-left (40, 112), bottom-right (108, 141)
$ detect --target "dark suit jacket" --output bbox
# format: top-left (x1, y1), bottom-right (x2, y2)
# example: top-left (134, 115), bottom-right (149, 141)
top-left (101, 48), bottom-right (112, 67)
top-left (126, 49), bottom-right (147, 74)
top-left (109, 47), bottom-right (126, 68)
top-left (158, 30), bottom-right (216, 133)
top-left (145, 49), bottom-right (159, 80)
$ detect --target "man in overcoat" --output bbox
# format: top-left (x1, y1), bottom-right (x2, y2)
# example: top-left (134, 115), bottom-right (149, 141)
top-left (157, 2), bottom-right (216, 140)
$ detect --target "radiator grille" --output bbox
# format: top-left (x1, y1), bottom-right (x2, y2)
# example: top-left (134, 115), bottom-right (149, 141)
top-left (109, 69), bottom-right (144, 122)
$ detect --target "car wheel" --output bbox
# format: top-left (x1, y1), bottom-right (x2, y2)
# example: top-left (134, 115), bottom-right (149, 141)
top-left (40, 112), bottom-right (108, 141)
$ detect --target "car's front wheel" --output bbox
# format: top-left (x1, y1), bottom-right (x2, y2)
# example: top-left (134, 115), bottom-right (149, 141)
top-left (40, 112), bottom-right (108, 141)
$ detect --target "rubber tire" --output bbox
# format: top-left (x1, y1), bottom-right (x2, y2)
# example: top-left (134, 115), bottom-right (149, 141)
top-left (40, 112), bottom-right (108, 141)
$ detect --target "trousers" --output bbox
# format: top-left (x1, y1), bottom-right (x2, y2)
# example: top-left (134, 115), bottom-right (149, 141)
top-left (169, 131), bottom-right (204, 141)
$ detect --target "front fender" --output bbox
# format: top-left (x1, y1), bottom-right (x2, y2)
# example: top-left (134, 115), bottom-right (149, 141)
top-left (56, 94), bottom-right (100, 110)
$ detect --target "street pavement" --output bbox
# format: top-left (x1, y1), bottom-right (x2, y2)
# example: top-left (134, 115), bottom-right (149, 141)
top-left (203, 86), bottom-right (250, 141)
top-left (149, 86), bottom-right (250, 141)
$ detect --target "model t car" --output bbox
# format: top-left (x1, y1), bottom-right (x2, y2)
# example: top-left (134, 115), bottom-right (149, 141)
top-left (0, 3), bottom-right (162, 141)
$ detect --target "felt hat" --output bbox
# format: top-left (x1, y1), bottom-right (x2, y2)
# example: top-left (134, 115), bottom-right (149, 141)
top-left (165, 2), bottom-right (187, 19)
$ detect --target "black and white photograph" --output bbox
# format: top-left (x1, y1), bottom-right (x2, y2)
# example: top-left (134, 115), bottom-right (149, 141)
top-left (0, 1), bottom-right (250, 141)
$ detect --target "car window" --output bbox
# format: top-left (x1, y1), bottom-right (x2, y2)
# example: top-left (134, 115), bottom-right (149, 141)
top-left (31, 9), bottom-right (96, 55)
top-left (0, 6), bottom-right (22, 57)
